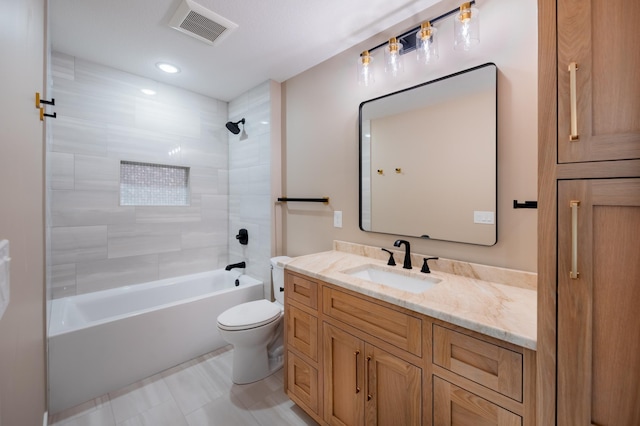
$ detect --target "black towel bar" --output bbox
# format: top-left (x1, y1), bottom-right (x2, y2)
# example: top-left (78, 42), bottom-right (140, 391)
top-left (513, 200), bottom-right (538, 209)
top-left (277, 197), bottom-right (329, 203)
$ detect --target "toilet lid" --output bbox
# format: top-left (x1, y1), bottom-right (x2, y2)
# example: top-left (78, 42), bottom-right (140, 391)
top-left (217, 299), bottom-right (282, 331)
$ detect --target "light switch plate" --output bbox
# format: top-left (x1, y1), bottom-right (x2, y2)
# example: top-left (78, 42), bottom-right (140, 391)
top-left (334, 211), bottom-right (343, 228)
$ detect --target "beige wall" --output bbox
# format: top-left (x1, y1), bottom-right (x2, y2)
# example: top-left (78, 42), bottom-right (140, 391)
top-left (0, 0), bottom-right (47, 424)
top-left (282, 0), bottom-right (538, 271)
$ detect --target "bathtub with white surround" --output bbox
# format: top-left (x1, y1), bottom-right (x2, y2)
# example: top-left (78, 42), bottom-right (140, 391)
top-left (48, 269), bottom-right (263, 414)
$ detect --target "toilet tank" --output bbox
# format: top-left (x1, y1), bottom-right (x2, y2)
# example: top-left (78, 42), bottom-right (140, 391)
top-left (270, 256), bottom-right (291, 305)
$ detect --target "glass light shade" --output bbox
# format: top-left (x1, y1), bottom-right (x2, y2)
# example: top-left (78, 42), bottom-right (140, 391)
top-left (357, 51), bottom-right (375, 86)
top-left (384, 38), bottom-right (404, 76)
top-left (454, 3), bottom-right (480, 51)
top-left (416, 23), bottom-right (439, 65)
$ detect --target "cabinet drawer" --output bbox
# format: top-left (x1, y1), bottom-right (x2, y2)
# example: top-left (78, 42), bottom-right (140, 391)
top-left (286, 304), bottom-right (318, 361)
top-left (433, 325), bottom-right (523, 402)
top-left (285, 273), bottom-right (318, 309)
top-left (323, 286), bottom-right (421, 357)
top-left (433, 376), bottom-right (522, 426)
top-left (287, 351), bottom-right (319, 414)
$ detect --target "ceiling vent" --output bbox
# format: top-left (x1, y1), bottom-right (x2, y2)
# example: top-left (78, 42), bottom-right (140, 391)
top-left (169, 0), bottom-right (238, 46)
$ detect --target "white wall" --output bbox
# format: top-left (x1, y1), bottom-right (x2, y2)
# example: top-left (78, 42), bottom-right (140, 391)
top-left (228, 81), bottom-right (281, 298)
top-left (0, 0), bottom-right (47, 423)
top-left (48, 52), bottom-right (229, 298)
top-left (283, 0), bottom-right (538, 272)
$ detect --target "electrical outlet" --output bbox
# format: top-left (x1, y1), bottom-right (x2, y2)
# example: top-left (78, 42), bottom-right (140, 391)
top-left (334, 211), bottom-right (343, 228)
top-left (474, 211), bottom-right (495, 224)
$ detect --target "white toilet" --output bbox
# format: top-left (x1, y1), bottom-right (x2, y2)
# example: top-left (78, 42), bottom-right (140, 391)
top-left (216, 256), bottom-right (291, 384)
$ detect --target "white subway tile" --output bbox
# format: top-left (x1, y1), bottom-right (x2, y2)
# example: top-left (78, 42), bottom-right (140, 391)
top-left (76, 254), bottom-right (159, 294)
top-left (48, 152), bottom-right (74, 190)
top-left (51, 190), bottom-right (135, 226)
top-left (75, 155), bottom-right (119, 191)
top-left (51, 226), bottom-right (108, 265)
top-left (107, 223), bottom-right (182, 259)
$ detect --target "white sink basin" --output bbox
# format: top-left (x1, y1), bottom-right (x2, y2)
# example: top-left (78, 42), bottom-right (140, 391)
top-left (343, 265), bottom-right (441, 294)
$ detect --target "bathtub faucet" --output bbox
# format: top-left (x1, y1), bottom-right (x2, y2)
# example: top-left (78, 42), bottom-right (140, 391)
top-left (225, 261), bottom-right (246, 271)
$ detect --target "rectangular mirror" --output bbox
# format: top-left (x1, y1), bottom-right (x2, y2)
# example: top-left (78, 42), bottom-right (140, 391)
top-left (359, 63), bottom-right (497, 245)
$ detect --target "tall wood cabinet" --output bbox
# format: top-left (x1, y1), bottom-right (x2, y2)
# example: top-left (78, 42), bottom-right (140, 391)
top-left (538, 0), bottom-right (640, 424)
top-left (557, 180), bottom-right (640, 425)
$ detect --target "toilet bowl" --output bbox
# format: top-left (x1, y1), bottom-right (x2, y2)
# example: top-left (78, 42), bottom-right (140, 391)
top-left (216, 256), bottom-right (291, 384)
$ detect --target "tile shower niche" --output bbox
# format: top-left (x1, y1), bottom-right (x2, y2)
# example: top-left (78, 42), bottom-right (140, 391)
top-left (120, 161), bottom-right (190, 206)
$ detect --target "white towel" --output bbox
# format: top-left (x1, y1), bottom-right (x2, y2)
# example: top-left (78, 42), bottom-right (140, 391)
top-left (0, 239), bottom-right (10, 320)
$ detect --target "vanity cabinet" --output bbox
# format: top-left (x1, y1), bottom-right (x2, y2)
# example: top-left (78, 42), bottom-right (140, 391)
top-left (538, 0), bottom-right (640, 424)
top-left (284, 270), bottom-right (536, 426)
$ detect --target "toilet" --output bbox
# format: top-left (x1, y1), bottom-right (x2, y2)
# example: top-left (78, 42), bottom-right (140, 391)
top-left (216, 256), bottom-right (291, 384)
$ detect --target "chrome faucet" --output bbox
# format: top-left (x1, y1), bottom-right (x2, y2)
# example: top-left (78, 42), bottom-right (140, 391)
top-left (225, 261), bottom-right (246, 271)
top-left (393, 239), bottom-right (412, 269)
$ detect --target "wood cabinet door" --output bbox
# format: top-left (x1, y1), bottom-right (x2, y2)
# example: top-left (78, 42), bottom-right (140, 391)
top-left (323, 323), bottom-right (365, 426)
top-left (557, 178), bottom-right (640, 425)
top-left (364, 344), bottom-right (421, 426)
top-left (287, 351), bottom-right (319, 414)
top-left (557, 0), bottom-right (640, 163)
top-left (287, 304), bottom-right (318, 361)
top-left (433, 376), bottom-right (521, 426)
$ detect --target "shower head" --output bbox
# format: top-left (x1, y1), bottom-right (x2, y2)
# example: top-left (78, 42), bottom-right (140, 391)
top-left (225, 118), bottom-right (245, 135)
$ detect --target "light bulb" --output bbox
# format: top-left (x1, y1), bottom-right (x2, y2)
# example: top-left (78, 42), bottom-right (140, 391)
top-left (416, 22), bottom-right (439, 65)
top-left (384, 38), bottom-right (404, 76)
top-left (357, 51), bottom-right (375, 86)
top-left (454, 2), bottom-right (479, 51)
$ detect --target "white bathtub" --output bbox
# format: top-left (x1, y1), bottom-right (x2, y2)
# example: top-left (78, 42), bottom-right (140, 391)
top-left (48, 269), bottom-right (263, 414)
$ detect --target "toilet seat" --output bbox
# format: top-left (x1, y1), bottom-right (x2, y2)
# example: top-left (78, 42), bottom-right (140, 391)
top-left (217, 299), bottom-right (282, 331)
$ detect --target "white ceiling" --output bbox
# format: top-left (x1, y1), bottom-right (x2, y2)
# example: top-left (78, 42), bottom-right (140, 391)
top-left (50, 0), bottom-right (439, 101)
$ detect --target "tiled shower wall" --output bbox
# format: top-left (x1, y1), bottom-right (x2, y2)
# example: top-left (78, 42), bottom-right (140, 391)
top-left (228, 82), bottom-right (274, 297)
top-left (48, 52), bottom-right (229, 298)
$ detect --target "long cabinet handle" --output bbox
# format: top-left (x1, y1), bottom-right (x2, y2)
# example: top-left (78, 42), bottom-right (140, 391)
top-left (568, 62), bottom-right (579, 141)
top-left (354, 351), bottom-right (361, 394)
top-left (570, 200), bottom-right (580, 279)
top-left (366, 356), bottom-right (372, 401)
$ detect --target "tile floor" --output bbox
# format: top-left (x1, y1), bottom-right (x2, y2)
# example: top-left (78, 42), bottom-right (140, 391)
top-left (49, 345), bottom-right (318, 426)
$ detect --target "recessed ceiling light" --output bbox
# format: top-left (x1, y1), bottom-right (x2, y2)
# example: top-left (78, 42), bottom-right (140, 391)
top-left (141, 89), bottom-right (157, 95)
top-left (156, 62), bottom-right (180, 74)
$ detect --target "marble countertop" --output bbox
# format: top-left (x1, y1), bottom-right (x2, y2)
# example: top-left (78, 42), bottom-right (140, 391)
top-left (283, 243), bottom-right (537, 350)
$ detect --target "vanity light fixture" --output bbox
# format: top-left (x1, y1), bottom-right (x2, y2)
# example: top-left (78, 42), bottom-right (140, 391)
top-left (416, 22), bottom-right (438, 65)
top-left (356, 1), bottom-right (478, 84)
top-left (384, 37), bottom-right (404, 76)
top-left (156, 62), bottom-right (181, 74)
top-left (454, 2), bottom-right (480, 51)
top-left (357, 50), bottom-right (375, 86)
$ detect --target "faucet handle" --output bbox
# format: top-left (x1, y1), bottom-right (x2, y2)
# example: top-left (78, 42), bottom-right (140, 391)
top-left (381, 248), bottom-right (396, 266)
top-left (421, 257), bottom-right (439, 274)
